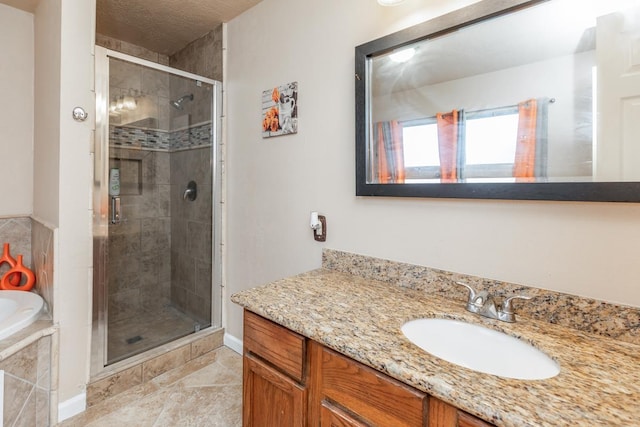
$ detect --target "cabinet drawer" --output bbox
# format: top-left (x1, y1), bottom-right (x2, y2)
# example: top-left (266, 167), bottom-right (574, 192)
top-left (320, 346), bottom-right (426, 427)
top-left (244, 310), bottom-right (305, 382)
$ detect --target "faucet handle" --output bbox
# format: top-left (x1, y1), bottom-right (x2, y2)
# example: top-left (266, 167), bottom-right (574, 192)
top-left (456, 282), bottom-right (495, 317)
top-left (456, 282), bottom-right (487, 310)
top-left (455, 281), bottom-right (478, 302)
top-left (501, 295), bottom-right (532, 313)
top-left (498, 295), bottom-right (532, 322)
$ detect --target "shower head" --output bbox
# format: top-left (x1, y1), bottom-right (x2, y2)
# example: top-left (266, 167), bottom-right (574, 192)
top-left (169, 94), bottom-right (194, 110)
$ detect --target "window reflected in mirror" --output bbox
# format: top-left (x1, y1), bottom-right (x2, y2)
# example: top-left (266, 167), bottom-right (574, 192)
top-left (379, 105), bottom-right (529, 183)
top-left (361, 0), bottom-right (640, 189)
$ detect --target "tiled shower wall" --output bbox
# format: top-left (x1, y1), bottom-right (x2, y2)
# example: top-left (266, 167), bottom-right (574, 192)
top-left (170, 146), bottom-right (213, 324)
top-left (169, 24), bottom-right (223, 81)
top-left (108, 56), bottom-right (172, 131)
top-left (104, 33), bottom-right (218, 330)
top-left (97, 24), bottom-right (223, 82)
top-left (107, 144), bottom-right (213, 325)
top-left (165, 24), bottom-right (219, 323)
top-left (107, 144), bottom-right (212, 325)
top-left (108, 148), bottom-right (172, 322)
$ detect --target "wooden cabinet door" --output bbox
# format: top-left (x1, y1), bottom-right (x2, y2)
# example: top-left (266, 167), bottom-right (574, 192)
top-left (429, 397), bottom-right (493, 427)
top-left (243, 354), bottom-right (306, 427)
top-left (320, 401), bottom-right (369, 427)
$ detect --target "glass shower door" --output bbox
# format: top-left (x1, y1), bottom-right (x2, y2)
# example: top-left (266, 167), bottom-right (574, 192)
top-left (93, 47), bottom-right (221, 370)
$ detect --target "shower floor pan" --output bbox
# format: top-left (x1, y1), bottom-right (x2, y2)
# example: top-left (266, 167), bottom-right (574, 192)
top-left (107, 305), bottom-right (208, 365)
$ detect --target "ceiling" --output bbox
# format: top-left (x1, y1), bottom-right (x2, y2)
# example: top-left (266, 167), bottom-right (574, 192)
top-left (1, 0), bottom-right (263, 56)
top-left (96, 0), bottom-right (263, 55)
top-left (0, 0), bottom-right (38, 12)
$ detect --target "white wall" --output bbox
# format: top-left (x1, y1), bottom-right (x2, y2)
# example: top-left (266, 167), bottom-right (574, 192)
top-left (33, 0), bottom-right (61, 225)
top-left (2, 0), bottom-right (93, 416)
top-left (225, 0), bottom-right (640, 340)
top-left (55, 0), bottom-right (95, 410)
top-left (34, 0), bottom-right (95, 416)
top-left (0, 4), bottom-right (34, 216)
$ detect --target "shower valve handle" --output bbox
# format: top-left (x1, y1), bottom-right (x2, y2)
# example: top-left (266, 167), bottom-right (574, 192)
top-left (183, 181), bottom-right (197, 201)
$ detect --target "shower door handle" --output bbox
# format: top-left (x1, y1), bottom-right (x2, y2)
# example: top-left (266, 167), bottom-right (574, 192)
top-left (111, 196), bottom-right (121, 224)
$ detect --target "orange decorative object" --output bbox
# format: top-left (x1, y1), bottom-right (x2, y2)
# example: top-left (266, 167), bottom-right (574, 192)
top-left (0, 243), bottom-right (20, 287)
top-left (1, 254), bottom-right (35, 291)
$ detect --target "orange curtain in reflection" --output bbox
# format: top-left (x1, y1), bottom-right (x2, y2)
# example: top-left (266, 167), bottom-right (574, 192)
top-left (436, 110), bottom-right (459, 182)
top-left (375, 121), bottom-right (405, 183)
top-left (514, 99), bottom-right (538, 179)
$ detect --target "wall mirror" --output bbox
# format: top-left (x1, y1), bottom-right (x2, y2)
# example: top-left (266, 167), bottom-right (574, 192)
top-left (355, 0), bottom-right (640, 201)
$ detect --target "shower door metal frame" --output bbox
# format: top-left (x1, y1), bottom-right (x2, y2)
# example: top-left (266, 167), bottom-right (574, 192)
top-left (91, 46), bottom-right (223, 377)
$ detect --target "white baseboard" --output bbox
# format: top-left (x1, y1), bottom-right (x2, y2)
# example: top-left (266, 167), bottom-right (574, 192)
top-left (224, 333), bottom-right (242, 355)
top-left (1, 370), bottom-right (4, 427)
top-left (58, 392), bottom-right (86, 423)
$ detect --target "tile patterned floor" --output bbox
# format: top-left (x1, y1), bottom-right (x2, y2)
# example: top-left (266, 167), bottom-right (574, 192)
top-left (59, 346), bottom-right (242, 427)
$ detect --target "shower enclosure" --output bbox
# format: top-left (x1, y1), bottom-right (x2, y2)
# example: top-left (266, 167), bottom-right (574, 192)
top-left (92, 47), bottom-right (222, 373)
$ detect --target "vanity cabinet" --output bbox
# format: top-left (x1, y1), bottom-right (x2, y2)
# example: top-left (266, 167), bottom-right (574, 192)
top-left (243, 311), bottom-right (495, 427)
top-left (243, 311), bottom-right (307, 426)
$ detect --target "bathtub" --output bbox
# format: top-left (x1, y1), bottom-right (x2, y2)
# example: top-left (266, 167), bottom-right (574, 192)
top-left (0, 291), bottom-right (45, 340)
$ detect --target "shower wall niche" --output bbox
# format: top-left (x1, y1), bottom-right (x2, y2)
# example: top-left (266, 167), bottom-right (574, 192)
top-left (106, 57), bottom-right (214, 364)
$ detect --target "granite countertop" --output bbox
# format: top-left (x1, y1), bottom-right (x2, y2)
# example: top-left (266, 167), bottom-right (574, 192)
top-left (231, 268), bottom-right (640, 427)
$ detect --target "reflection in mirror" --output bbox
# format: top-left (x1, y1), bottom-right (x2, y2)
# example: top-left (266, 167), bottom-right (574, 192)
top-left (356, 0), bottom-right (640, 201)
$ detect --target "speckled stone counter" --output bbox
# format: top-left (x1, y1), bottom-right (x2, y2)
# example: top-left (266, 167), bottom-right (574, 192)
top-left (232, 268), bottom-right (640, 426)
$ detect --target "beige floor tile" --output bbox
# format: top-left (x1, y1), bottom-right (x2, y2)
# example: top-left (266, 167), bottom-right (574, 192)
top-left (150, 348), bottom-right (220, 388)
top-left (58, 346), bottom-right (242, 427)
top-left (178, 362), bottom-right (240, 388)
top-left (215, 347), bottom-right (243, 372)
top-left (152, 385), bottom-right (242, 427)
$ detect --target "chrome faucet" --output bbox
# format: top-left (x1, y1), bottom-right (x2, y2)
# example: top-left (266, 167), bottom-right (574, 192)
top-left (456, 282), bottom-right (531, 323)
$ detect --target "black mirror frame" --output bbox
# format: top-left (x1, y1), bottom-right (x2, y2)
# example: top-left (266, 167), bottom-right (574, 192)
top-left (355, 0), bottom-right (640, 202)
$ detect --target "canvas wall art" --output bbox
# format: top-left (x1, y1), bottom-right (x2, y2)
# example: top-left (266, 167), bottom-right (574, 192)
top-left (262, 81), bottom-right (298, 138)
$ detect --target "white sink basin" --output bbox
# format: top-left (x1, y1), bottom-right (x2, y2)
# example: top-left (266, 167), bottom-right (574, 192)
top-left (401, 318), bottom-right (560, 380)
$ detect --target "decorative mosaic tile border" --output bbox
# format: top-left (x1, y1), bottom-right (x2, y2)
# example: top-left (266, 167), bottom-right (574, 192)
top-left (171, 122), bottom-right (212, 150)
top-left (110, 125), bottom-right (171, 150)
top-left (322, 249), bottom-right (640, 346)
top-left (109, 121), bottom-right (211, 152)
